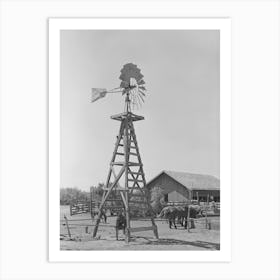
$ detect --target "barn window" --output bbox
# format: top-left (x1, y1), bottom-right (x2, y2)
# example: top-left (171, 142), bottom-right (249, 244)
top-left (164, 194), bottom-right (168, 203)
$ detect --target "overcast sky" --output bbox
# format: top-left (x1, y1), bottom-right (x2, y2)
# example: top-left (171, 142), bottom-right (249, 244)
top-left (60, 30), bottom-right (220, 191)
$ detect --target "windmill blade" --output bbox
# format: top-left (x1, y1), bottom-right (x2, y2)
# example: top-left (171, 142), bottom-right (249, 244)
top-left (133, 95), bottom-right (139, 109)
top-left (138, 92), bottom-right (145, 104)
top-left (137, 79), bottom-right (145, 85)
top-left (119, 63), bottom-right (144, 85)
top-left (120, 81), bottom-right (129, 89)
top-left (138, 89), bottom-right (146, 97)
top-left (138, 86), bottom-right (146, 91)
top-left (135, 94), bottom-right (142, 108)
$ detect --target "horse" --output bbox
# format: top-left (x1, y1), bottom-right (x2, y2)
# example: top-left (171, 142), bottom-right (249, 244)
top-left (158, 206), bottom-right (180, 229)
top-left (159, 205), bottom-right (199, 229)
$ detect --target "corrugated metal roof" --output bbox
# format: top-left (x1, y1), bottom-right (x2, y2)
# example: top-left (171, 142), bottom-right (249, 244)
top-left (148, 170), bottom-right (220, 190)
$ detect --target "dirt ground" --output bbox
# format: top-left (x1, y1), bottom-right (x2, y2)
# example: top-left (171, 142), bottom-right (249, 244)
top-left (60, 206), bottom-right (220, 251)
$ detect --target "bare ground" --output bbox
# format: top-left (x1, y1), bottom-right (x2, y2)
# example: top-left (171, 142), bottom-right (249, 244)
top-left (60, 206), bottom-right (220, 251)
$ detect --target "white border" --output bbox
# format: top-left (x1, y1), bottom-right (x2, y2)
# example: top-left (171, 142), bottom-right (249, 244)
top-left (49, 18), bottom-right (231, 262)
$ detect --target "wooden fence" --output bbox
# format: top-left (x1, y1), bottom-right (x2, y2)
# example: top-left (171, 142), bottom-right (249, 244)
top-left (70, 201), bottom-right (90, 216)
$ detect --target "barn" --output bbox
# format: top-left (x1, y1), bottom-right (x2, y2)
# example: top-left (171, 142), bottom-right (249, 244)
top-left (146, 170), bottom-right (220, 203)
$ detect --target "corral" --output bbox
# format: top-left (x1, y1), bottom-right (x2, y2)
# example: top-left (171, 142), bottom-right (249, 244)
top-left (60, 205), bottom-right (220, 250)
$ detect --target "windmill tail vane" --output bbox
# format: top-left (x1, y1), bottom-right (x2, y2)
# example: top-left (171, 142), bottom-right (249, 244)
top-left (91, 63), bottom-right (147, 109)
top-left (91, 87), bottom-right (122, 103)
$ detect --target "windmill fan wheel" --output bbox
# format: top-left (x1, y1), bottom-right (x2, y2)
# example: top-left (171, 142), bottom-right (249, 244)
top-left (119, 63), bottom-right (147, 108)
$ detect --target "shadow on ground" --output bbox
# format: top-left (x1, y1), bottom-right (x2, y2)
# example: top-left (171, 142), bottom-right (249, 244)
top-left (132, 236), bottom-right (220, 250)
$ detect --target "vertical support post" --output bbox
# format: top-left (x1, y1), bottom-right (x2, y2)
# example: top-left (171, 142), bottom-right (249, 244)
top-left (92, 192), bottom-right (105, 238)
top-left (129, 122), bottom-right (159, 240)
top-left (64, 215), bottom-right (71, 238)
top-left (187, 205), bottom-right (191, 232)
top-left (124, 116), bottom-right (131, 243)
top-left (205, 206), bottom-right (208, 229)
top-left (92, 121), bottom-right (125, 238)
top-left (90, 187), bottom-right (93, 218)
top-left (197, 191), bottom-right (199, 205)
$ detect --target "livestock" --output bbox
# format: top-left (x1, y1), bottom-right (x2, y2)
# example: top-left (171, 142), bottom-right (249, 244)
top-left (159, 205), bottom-right (199, 229)
top-left (92, 209), bottom-right (107, 223)
top-left (158, 206), bottom-right (179, 229)
top-left (115, 213), bottom-right (127, 240)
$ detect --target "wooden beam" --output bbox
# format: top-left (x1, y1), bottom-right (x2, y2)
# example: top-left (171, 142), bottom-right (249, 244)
top-left (129, 171), bottom-right (143, 176)
top-left (128, 162), bottom-right (142, 166)
top-left (128, 179), bottom-right (144, 182)
top-left (120, 191), bottom-right (128, 209)
top-left (111, 162), bottom-right (125, 166)
top-left (129, 226), bottom-right (157, 233)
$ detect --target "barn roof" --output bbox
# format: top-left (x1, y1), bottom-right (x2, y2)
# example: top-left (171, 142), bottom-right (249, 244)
top-left (147, 170), bottom-right (220, 191)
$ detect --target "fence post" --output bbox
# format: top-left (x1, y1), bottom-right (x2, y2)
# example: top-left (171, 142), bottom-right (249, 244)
top-left (187, 205), bottom-right (191, 232)
top-left (205, 207), bottom-right (208, 229)
top-left (64, 215), bottom-right (71, 238)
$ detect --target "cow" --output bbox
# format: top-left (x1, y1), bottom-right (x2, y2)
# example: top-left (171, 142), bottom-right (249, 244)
top-left (183, 206), bottom-right (198, 229)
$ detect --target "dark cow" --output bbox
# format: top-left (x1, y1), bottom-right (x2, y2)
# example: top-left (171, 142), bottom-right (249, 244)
top-left (115, 212), bottom-right (127, 240)
top-left (183, 206), bottom-right (198, 229)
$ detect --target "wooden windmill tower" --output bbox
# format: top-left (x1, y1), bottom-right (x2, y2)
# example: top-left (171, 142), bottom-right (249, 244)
top-left (91, 63), bottom-right (159, 243)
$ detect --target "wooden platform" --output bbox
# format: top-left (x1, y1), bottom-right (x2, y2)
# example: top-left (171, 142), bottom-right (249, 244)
top-left (111, 112), bottom-right (144, 122)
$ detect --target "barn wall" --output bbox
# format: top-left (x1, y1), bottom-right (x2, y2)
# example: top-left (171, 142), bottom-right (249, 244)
top-left (147, 173), bottom-right (190, 201)
top-left (147, 173), bottom-right (220, 202)
top-left (168, 190), bottom-right (188, 202)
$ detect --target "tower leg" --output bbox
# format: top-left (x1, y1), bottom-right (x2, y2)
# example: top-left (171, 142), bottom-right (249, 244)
top-left (151, 217), bottom-right (159, 239)
top-left (93, 208), bottom-right (104, 237)
top-left (125, 209), bottom-right (131, 243)
top-left (125, 227), bottom-right (130, 243)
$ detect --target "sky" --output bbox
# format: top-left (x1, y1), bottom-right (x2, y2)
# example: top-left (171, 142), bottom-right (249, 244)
top-left (60, 30), bottom-right (220, 191)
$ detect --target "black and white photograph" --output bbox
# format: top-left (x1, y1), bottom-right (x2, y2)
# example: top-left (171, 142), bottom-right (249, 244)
top-left (2, 1), bottom-right (280, 279)
top-left (53, 19), bottom-right (228, 255)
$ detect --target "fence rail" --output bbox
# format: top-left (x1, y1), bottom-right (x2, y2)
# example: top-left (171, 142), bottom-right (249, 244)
top-left (70, 201), bottom-right (90, 216)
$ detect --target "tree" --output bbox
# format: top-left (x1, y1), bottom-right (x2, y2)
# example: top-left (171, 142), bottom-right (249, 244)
top-left (60, 187), bottom-right (90, 205)
top-left (150, 186), bottom-right (165, 214)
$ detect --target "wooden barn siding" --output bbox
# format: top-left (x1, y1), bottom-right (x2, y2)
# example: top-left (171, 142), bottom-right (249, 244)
top-left (147, 173), bottom-right (191, 201)
top-left (147, 173), bottom-right (220, 202)
top-left (192, 190), bottom-right (220, 197)
top-left (168, 190), bottom-right (188, 202)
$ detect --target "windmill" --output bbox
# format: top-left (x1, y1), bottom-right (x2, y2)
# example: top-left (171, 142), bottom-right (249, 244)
top-left (91, 63), bottom-right (159, 243)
